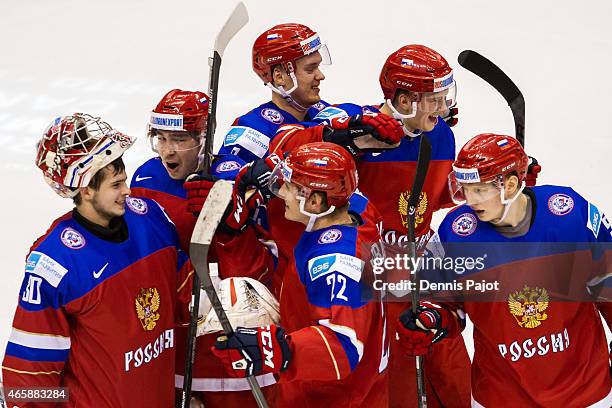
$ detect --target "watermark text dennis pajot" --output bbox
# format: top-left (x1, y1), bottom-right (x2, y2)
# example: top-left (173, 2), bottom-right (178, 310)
top-left (370, 253), bottom-right (500, 293)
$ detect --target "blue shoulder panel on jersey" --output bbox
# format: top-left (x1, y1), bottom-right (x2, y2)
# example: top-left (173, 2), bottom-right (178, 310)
top-left (306, 100), bottom-right (330, 118)
top-left (434, 185), bottom-right (609, 277)
top-left (294, 226), bottom-right (368, 309)
top-left (311, 102), bottom-right (372, 124)
top-left (131, 157), bottom-right (186, 198)
top-left (211, 155), bottom-right (246, 181)
top-left (347, 191), bottom-right (368, 218)
top-left (218, 100), bottom-right (331, 162)
top-left (22, 197), bottom-right (181, 312)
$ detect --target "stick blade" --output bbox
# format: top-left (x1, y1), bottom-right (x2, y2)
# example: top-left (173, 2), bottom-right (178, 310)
top-left (189, 180), bottom-right (233, 281)
top-left (458, 49), bottom-right (525, 146)
top-left (214, 2), bottom-right (249, 58)
top-left (458, 50), bottom-right (523, 108)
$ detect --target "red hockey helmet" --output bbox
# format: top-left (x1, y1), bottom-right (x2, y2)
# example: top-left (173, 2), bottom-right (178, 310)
top-left (36, 113), bottom-right (134, 198)
top-left (270, 142), bottom-right (357, 208)
top-left (149, 89), bottom-right (209, 134)
top-left (380, 44), bottom-right (455, 100)
top-left (252, 23), bottom-right (330, 85)
top-left (449, 133), bottom-right (528, 205)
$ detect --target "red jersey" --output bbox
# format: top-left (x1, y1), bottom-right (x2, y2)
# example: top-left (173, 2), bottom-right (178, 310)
top-left (270, 107), bottom-right (472, 408)
top-left (435, 186), bottom-right (612, 406)
top-left (275, 192), bottom-right (389, 407)
top-left (2, 198), bottom-right (192, 407)
top-left (130, 157), bottom-right (275, 404)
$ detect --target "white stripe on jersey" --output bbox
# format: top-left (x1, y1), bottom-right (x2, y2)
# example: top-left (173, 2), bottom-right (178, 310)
top-left (9, 328), bottom-right (71, 350)
top-left (318, 319), bottom-right (364, 362)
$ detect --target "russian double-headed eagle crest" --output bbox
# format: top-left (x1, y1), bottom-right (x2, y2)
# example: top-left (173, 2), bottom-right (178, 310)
top-left (135, 288), bottom-right (160, 331)
top-left (398, 190), bottom-right (428, 229)
top-left (508, 286), bottom-right (549, 329)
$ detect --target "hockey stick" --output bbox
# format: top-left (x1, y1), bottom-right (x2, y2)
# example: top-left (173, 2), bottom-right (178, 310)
top-left (408, 135), bottom-right (433, 408)
top-left (200, 2), bottom-right (248, 170)
top-left (457, 50), bottom-right (525, 147)
top-left (182, 3), bottom-right (258, 408)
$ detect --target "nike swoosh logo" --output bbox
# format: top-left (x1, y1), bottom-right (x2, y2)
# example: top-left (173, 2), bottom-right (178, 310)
top-left (371, 152), bottom-right (383, 157)
top-left (135, 175), bottom-right (153, 182)
top-left (93, 263), bottom-right (109, 279)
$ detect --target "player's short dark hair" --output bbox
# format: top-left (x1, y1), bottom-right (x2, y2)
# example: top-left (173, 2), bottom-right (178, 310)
top-left (392, 89), bottom-right (418, 105)
top-left (73, 157), bottom-right (126, 205)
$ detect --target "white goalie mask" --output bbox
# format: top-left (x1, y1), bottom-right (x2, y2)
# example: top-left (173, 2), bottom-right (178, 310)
top-left (197, 277), bottom-right (280, 336)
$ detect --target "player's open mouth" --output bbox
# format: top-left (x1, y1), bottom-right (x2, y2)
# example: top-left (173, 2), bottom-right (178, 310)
top-left (428, 115), bottom-right (438, 124)
top-left (166, 162), bottom-right (179, 170)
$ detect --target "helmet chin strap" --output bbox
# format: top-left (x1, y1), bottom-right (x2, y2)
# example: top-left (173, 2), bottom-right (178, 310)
top-left (298, 196), bottom-right (335, 231)
top-left (266, 66), bottom-right (309, 113)
top-left (385, 99), bottom-right (422, 138)
top-left (492, 181), bottom-right (526, 225)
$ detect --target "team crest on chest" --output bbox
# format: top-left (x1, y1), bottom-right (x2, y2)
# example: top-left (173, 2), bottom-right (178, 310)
top-left (547, 193), bottom-right (574, 216)
top-left (126, 197), bottom-right (148, 215)
top-left (398, 190), bottom-right (428, 230)
top-left (507, 286), bottom-right (549, 329)
top-left (135, 287), bottom-right (160, 331)
top-left (318, 228), bottom-right (342, 244)
top-left (216, 160), bottom-right (242, 173)
top-left (451, 213), bottom-right (477, 236)
top-left (60, 227), bottom-right (86, 249)
top-left (260, 108), bottom-right (284, 124)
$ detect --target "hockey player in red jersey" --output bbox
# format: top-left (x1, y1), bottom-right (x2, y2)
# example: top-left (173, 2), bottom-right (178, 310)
top-left (2, 114), bottom-right (193, 407)
top-left (398, 134), bottom-right (612, 407)
top-left (130, 90), bottom-right (276, 407)
top-left (212, 142), bottom-right (390, 407)
top-left (216, 23), bottom-right (332, 164)
top-left (268, 45), bottom-right (471, 407)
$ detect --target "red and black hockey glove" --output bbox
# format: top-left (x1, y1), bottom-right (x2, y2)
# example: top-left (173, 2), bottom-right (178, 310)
top-left (323, 112), bottom-right (403, 157)
top-left (441, 106), bottom-right (459, 127)
top-left (234, 153), bottom-right (282, 204)
top-left (184, 173), bottom-right (250, 235)
top-left (396, 301), bottom-right (461, 356)
top-left (184, 172), bottom-right (217, 215)
top-left (525, 156), bottom-right (541, 187)
top-left (212, 325), bottom-right (292, 377)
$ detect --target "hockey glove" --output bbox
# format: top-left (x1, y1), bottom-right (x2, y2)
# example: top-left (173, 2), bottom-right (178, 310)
top-left (323, 112), bottom-right (403, 156)
top-left (234, 153), bottom-right (282, 204)
top-left (396, 301), bottom-right (460, 356)
top-left (212, 325), bottom-right (292, 377)
top-left (441, 106), bottom-right (458, 127)
top-left (184, 173), bottom-right (250, 235)
top-left (526, 156), bottom-right (541, 187)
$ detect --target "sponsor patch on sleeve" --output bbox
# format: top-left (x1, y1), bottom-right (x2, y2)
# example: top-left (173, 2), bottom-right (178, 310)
top-left (307, 253), bottom-right (363, 282)
top-left (223, 126), bottom-right (270, 159)
top-left (313, 106), bottom-right (349, 122)
top-left (587, 202), bottom-right (602, 238)
top-left (25, 251), bottom-right (68, 288)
